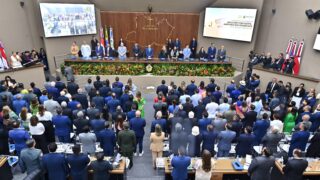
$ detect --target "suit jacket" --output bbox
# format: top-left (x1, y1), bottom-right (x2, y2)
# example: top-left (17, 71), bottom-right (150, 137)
top-left (129, 117), bottom-right (146, 137)
top-left (105, 47), bottom-right (114, 57)
top-left (67, 82), bottom-right (79, 96)
top-left (283, 158), bottom-right (308, 180)
top-left (187, 134), bottom-right (202, 157)
top-left (52, 115), bottom-right (71, 136)
top-left (265, 82), bottom-right (279, 95)
top-left (289, 130), bottom-right (310, 156)
top-left (235, 133), bottom-right (255, 157)
top-left (189, 40), bottom-right (197, 52)
top-left (150, 132), bottom-right (165, 152)
top-left (74, 118), bottom-right (89, 135)
top-left (86, 107), bottom-right (100, 120)
top-left (306, 132), bottom-right (320, 157)
top-left (107, 98), bottom-right (120, 113)
top-left (74, 93), bottom-right (89, 109)
top-left (207, 47), bottom-right (216, 59)
top-left (42, 153), bottom-right (69, 180)
top-left (171, 156), bottom-right (191, 180)
top-left (20, 148), bottom-right (42, 174)
top-left (248, 156), bottom-right (275, 180)
top-left (253, 120), bottom-right (270, 145)
top-left (117, 129), bottom-right (136, 153)
top-left (198, 118), bottom-right (212, 134)
top-left (97, 129), bottom-right (116, 156)
top-left (79, 132), bottom-right (97, 154)
top-left (92, 96), bottom-right (105, 112)
top-left (186, 83), bottom-right (197, 96)
top-left (261, 133), bottom-right (284, 154)
top-left (90, 160), bottom-right (113, 180)
top-left (90, 119), bottom-right (105, 134)
top-left (151, 119), bottom-right (166, 133)
top-left (156, 84), bottom-right (168, 97)
top-left (46, 86), bottom-right (59, 100)
top-left (243, 111), bottom-right (258, 127)
top-left (66, 154), bottom-right (90, 180)
top-left (217, 130), bottom-right (236, 151)
top-left (95, 45), bottom-right (104, 57)
top-left (217, 49), bottom-right (226, 60)
top-left (145, 48), bottom-right (154, 58)
top-left (170, 131), bottom-right (188, 154)
top-left (310, 112), bottom-right (320, 132)
top-left (202, 131), bottom-right (218, 152)
top-left (8, 128), bottom-right (30, 153)
top-left (13, 99), bottom-right (28, 115)
top-left (55, 81), bottom-right (66, 92)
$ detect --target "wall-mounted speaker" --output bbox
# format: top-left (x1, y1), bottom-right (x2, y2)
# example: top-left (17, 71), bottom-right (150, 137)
top-left (306, 9), bottom-right (314, 19)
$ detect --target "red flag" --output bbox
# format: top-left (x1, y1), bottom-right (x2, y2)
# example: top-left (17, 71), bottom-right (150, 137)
top-left (99, 27), bottom-right (105, 47)
top-left (0, 41), bottom-right (9, 67)
top-left (285, 39), bottom-right (293, 59)
top-left (293, 40), bottom-right (304, 75)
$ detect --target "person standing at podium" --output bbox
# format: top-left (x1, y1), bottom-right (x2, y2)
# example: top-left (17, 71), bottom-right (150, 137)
top-left (118, 42), bottom-right (127, 61)
top-left (81, 41), bottom-right (91, 60)
top-left (189, 37), bottom-right (197, 59)
top-left (145, 45), bottom-right (154, 60)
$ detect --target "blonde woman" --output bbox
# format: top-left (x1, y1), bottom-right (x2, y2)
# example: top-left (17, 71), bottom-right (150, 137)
top-left (150, 124), bottom-right (165, 169)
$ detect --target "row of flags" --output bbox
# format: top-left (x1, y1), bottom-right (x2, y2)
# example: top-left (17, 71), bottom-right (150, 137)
top-left (285, 38), bottom-right (304, 75)
top-left (99, 26), bottom-right (115, 49)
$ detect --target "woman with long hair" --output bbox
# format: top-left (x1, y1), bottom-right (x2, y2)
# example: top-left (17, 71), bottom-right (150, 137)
top-left (283, 107), bottom-right (298, 133)
top-left (115, 114), bottom-right (124, 134)
top-left (195, 150), bottom-right (212, 180)
top-left (19, 107), bottom-right (32, 130)
top-left (30, 97), bottom-right (39, 115)
top-left (36, 105), bottom-right (55, 143)
top-left (150, 124), bottom-right (165, 169)
top-left (29, 116), bottom-right (48, 153)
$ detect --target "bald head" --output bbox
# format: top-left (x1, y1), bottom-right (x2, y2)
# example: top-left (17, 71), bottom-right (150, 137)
top-left (135, 110), bottom-right (141, 117)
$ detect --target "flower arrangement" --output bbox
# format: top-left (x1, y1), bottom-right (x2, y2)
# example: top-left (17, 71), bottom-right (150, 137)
top-left (63, 61), bottom-right (235, 77)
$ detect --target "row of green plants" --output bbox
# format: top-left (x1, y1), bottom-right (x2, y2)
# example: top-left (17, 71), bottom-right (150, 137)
top-left (62, 62), bottom-right (235, 77)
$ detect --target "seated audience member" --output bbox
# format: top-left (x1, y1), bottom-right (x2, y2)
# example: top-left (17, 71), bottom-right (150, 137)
top-left (248, 147), bottom-right (275, 180)
top-left (145, 45), bottom-right (154, 60)
top-left (262, 52), bottom-right (272, 68)
top-left (10, 52), bottom-right (22, 68)
top-left (89, 152), bottom-right (113, 180)
top-left (158, 45), bottom-right (169, 61)
top-left (70, 41), bottom-right (79, 59)
top-left (288, 123), bottom-right (310, 157)
top-left (195, 150), bottom-right (212, 180)
top-left (207, 43), bottom-right (216, 61)
top-left (118, 42), bottom-right (127, 60)
top-left (132, 43), bottom-right (142, 59)
top-left (271, 53), bottom-right (285, 71)
top-left (21, 51), bottom-right (32, 65)
top-left (150, 124), bottom-right (165, 168)
top-left (283, 57), bottom-right (295, 74)
top-left (236, 126), bottom-right (255, 157)
top-left (95, 42), bottom-right (105, 58)
top-left (80, 41), bottom-right (91, 60)
top-left (177, 49), bottom-right (184, 60)
top-left (198, 47), bottom-right (207, 61)
top-left (306, 128), bottom-right (320, 157)
top-left (217, 45), bottom-right (226, 62)
top-left (105, 44), bottom-right (114, 60)
top-left (19, 139), bottom-right (42, 177)
top-left (261, 127), bottom-right (284, 154)
top-left (217, 123), bottom-right (236, 157)
top-left (171, 146), bottom-right (191, 180)
top-left (66, 144), bottom-right (90, 180)
top-left (42, 143), bottom-right (69, 180)
top-left (170, 46), bottom-right (179, 60)
top-left (283, 149), bottom-right (308, 180)
top-left (183, 45), bottom-right (191, 60)
top-left (189, 37), bottom-right (197, 58)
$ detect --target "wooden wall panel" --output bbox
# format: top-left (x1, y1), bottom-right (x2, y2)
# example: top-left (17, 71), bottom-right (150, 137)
top-left (100, 11), bottom-right (199, 55)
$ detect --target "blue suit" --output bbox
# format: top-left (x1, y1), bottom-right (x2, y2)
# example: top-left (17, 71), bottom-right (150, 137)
top-left (111, 87), bottom-right (123, 99)
top-left (126, 110), bottom-right (136, 121)
top-left (226, 84), bottom-right (236, 94)
top-left (231, 89), bottom-right (241, 102)
top-left (310, 112), bottom-right (320, 132)
top-left (52, 115), bottom-right (71, 143)
top-left (145, 48), bottom-right (154, 59)
top-left (97, 129), bottom-right (116, 156)
top-left (92, 96), bottom-right (105, 112)
top-left (66, 154), bottom-right (90, 180)
top-left (107, 98), bottom-right (120, 113)
top-left (250, 80), bottom-right (260, 91)
top-left (90, 119), bottom-right (105, 134)
top-left (198, 118), bottom-right (212, 134)
top-left (171, 156), bottom-right (191, 180)
top-left (129, 117), bottom-right (146, 153)
top-left (174, 40), bottom-right (181, 50)
top-left (217, 130), bottom-right (236, 157)
top-left (186, 83), bottom-right (197, 96)
top-left (253, 120), bottom-right (270, 145)
top-left (47, 86), bottom-right (59, 100)
top-left (8, 128), bottom-right (30, 155)
top-left (42, 153), bottom-right (69, 180)
top-left (13, 99), bottom-right (28, 115)
top-left (202, 131), bottom-right (218, 154)
top-left (99, 86), bottom-right (111, 98)
top-left (120, 93), bottom-right (130, 108)
top-left (150, 119), bottom-right (167, 133)
top-left (212, 91), bottom-right (222, 104)
top-left (288, 130), bottom-right (310, 156)
top-left (68, 100), bottom-right (80, 111)
top-left (236, 133), bottom-right (255, 157)
top-left (207, 46), bottom-right (216, 60)
top-left (95, 45), bottom-right (104, 57)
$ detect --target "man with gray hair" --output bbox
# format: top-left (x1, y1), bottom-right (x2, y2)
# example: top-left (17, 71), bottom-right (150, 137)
top-left (73, 111), bottom-right (89, 135)
top-left (19, 139), bottom-right (42, 176)
top-left (261, 126), bottom-right (284, 154)
top-left (295, 114), bottom-right (312, 131)
top-left (129, 110), bottom-right (146, 156)
top-left (151, 111), bottom-right (166, 133)
top-left (170, 123), bottom-right (188, 155)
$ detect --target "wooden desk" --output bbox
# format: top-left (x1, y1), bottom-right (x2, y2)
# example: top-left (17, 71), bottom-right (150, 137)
top-left (87, 156), bottom-right (126, 180)
top-left (275, 160), bottom-right (320, 176)
top-left (164, 158), bottom-right (248, 180)
top-left (0, 156), bottom-right (7, 167)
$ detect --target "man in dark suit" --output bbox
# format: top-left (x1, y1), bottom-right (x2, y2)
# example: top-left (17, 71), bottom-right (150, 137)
top-left (66, 144), bottom-right (90, 180)
top-left (198, 111), bottom-right (212, 134)
top-left (107, 93), bottom-right (120, 113)
top-left (92, 91), bottom-right (105, 112)
top-left (132, 43), bottom-right (141, 59)
top-left (189, 37), bottom-right (197, 58)
top-left (174, 38), bottom-right (181, 50)
top-left (186, 79), bottom-right (197, 96)
top-left (67, 78), bottom-right (79, 96)
top-left (52, 108), bottom-right (71, 143)
top-left (171, 146), bottom-right (191, 180)
top-left (283, 57), bottom-right (295, 74)
top-left (206, 78), bottom-right (217, 93)
top-left (243, 104), bottom-right (258, 128)
top-left (261, 127), bottom-right (284, 154)
top-left (20, 139), bottom-right (42, 176)
top-left (117, 122), bottom-right (136, 169)
top-left (129, 110), bottom-right (146, 156)
top-left (93, 76), bottom-right (103, 90)
top-left (182, 97), bottom-right (194, 114)
top-left (217, 123), bottom-right (236, 157)
top-left (207, 43), bottom-right (216, 61)
top-left (156, 80), bottom-right (168, 97)
top-left (236, 126), bottom-right (255, 157)
top-left (105, 44), bottom-right (114, 60)
top-left (97, 123), bottom-right (116, 156)
top-left (253, 113), bottom-right (270, 145)
top-left (99, 80), bottom-right (111, 98)
top-left (89, 152), bottom-right (113, 180)
top-left (248, 147), bottom-right (275, 180)
top-left (283, 149), bottom-right (308, 180)
top-left (74, 88), bottom-right (89, 109)
top-left (217, 45), bottom-right (226, 62)
top-left (202, 124), bottom-right (218, 156)
top-left (170, 123), bottom-right (188, 155)
top-left (288, 123), bottom-right (310, 157)
top-left (86, 103), bottom-right (100, 120)
top-left (265, 78), bottom-right (279, 98)
top-left (42, 143), bottom-right (69, 180)
top-left (55, 76), bottom-right (66, 92)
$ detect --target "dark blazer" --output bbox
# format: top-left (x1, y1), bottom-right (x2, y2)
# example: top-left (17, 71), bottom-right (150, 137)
top-left (156, 84), bottom-right (169, 97)
top-left (55, 81), bottom-right (66, 92)
top-left (117, 129), bottom-right (136, 154)
top-left (217, 130), bottom-right (236, 151)
top-left (283, 158), bottom-right (308, 180)
top-left (198, 118), bottom-right (212, 134)
top-left (99, 86), bottom-right (111, 98)
top-left (42, 153), bottom-right (69, 180)
top-left (306, 132), bottom-right (320, 158)
top-left (0, 128), bottom-right (9, 155)
top-left (310, 112), bottom-right (320, 132)
top-left (129, 117), bottom-right (146, 137)
top-left (248, 156), bottom-right (275, 180)
top-left (46, 87), bottom-right (59, 100)
top-left (151, 119), bottom-right (167, 133)
top-left (74, 118), bottom-right (89, 135)
top-left (243, 111), bottom-right (258, 127)
top-left (52, 115), bottom-right (71, 136)
top-left (74, 93), bottom-right (89, 109)
top-left (187, 134), bottom-right (202, 157)
top-left (66, 154), bottom-right (90, 180)
top-left (253, 120), bottom-right (270, 145)
top-left (202, 131), bottom-right (218, 153)
top-left (97, 129), bottom-right (116, 156)
top-left (90, 160), bottom-right (113, 180)
top-left (288, 130), bottom-right (310, 156)
top-left (265, 82), bottom-right (279, 95)
top-left (90, 119), bottom-right (105, 134)
top-left (171, 156), bottom-right (191, 180)
top-left (92, 96), bottom-right (105, 112)
top-left (235, 133), bottom-right (255, 157)
top-left (94, 81), bottom-right (103, 90)
top-left (107, 98), bottom-right (120, 113)
top-left (261, 133), bottom-right (284, 154)
top-left (186, 83), bottom-right (197, 96)
top-left (170, 131), bottom-right (188, 155)
top-left (67, 82), bottom-right (79, 95)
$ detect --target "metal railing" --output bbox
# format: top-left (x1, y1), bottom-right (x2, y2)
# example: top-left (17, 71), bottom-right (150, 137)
top-left (227, 56), bottom-right (246, 72)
